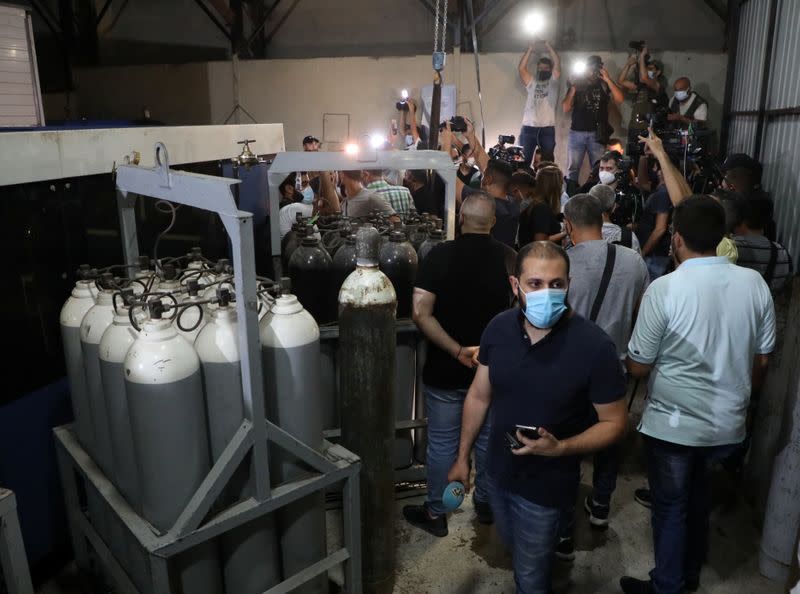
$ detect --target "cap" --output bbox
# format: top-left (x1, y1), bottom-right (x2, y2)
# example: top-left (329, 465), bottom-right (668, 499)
top-left (589, 184), bottom-right (617, 212)
top-left (302, 135), bottom-right (320, 145)
top-left (587, 55), bottom-right (603, 67)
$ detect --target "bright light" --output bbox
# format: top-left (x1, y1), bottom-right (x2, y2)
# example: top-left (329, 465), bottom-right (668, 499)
top-left (344, 143), bottom-right (360, 155)
top-left (572, 60), bottom-right (587, 76)
top-left (523, 12), bottom-right (545, 36)
top-left (401, 89), bottom-right (409, 100)
top-left (370, 134), bottom-right (386, 149)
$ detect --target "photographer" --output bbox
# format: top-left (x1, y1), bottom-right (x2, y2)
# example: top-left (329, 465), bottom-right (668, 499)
top-left (518, 40), bottom-right (561, 164)
top-left (668, 77), bottom-right (708, 128)
top-left (563, 55), bottom-right (625, 195)
top-left (398, 97), bottom-right (428, 150)
top-left (617, 44), bottom-right (668, 136)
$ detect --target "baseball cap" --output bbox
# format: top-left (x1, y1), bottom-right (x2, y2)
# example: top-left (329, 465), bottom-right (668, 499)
top-left (589, 184), bottom-right (616, 212)
top-left (302, 135), bottom-right (320, 145)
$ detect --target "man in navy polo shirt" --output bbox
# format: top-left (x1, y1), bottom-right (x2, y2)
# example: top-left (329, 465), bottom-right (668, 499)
top-left (448, 241), bottom-right (628, 593)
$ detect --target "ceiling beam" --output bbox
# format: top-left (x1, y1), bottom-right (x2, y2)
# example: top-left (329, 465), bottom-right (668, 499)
top-left (703, 0), bottom-right (727, 22)
top-left (264, 0), bottom-right (302, 46)
top-left (193, 0), bottom-right (232, 41)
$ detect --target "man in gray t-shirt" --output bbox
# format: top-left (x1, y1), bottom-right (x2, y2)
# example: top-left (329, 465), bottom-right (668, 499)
top-left (517, 40), bottom-right (561, 164)
top-left (556, 194), bottom-right (649, 550)
top-left (338, 170), bottom-right (399, 221)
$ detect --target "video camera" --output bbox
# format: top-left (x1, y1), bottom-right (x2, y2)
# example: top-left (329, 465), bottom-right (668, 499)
top-left (396, 89), bottom-right (410, 112)
top-left (488, 134), bottom-right (526, 165)
top-left (438, 115), bottom-right (468, 133)
top-left (629, 40), bottom-right (651, 63)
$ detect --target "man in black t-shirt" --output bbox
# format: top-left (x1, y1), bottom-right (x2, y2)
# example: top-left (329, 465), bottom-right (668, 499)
top-left (403, 191), bottom-right (514, 537)
top-left (404, 169), bottom-right (444, 218)
top-left (563, 55), bottom-right (625, 194)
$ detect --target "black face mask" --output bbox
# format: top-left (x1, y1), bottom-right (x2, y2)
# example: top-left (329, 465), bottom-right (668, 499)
top-left (537, 70), bottom-right (553, 81)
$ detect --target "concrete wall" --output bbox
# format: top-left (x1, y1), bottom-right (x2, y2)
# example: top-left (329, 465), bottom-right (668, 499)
top-left (70, 49), bottom-right (727, 169)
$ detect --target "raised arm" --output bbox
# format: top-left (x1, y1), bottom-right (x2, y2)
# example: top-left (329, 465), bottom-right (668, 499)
top-left (639, 128), bottom-right (692, 206)
top-left (407, 98), bottom-right (421, 145)
top-left (544, 41), bottom-right (561, 80)
top-left (518, 45), bottom-right (534, 87)
top-left (562, 84), bottom-right (576, 113)
top-left (465, 118), bottom-right (490, 173)
top-left (618, 55), bottom-right (638, 91)
top-left (317, 171), bottom-right (341, 215)
top-left (638, 46), bottom-right (661, 92)
top-left (600, 67), bottom-right (625, 106)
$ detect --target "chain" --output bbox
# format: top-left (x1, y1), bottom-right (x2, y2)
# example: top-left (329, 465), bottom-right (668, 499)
top-left (434, 0), bottom-right (440, 52)
top-left (441, 0), bottom-right (447, 52)
top-left (433, 0), bottom-right (448, 53)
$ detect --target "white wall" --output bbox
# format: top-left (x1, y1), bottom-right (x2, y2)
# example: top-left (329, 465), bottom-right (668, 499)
top-left (208, 50), bottom-right (728, 167)
top-left (71, 49), bottom-right (727, 171)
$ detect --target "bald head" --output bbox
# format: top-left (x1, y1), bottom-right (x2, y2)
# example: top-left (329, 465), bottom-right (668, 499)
top-left (674, 77), bottom-right (691, 92)
top-left (460, 190), bottom-right (497, 233)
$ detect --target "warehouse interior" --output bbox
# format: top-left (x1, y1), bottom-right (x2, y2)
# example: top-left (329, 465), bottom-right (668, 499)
top-left (1, 0), bottom-right (800, 593)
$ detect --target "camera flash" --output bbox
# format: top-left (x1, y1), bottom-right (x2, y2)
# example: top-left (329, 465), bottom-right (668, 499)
top-left (401, 89), bottom-right (409, 100)
top-left (523, 12), bottom-right (545, 36)
top-left (370, 134), bottom-right (386, 149)
top-left (572, 60), bottom-right (587, 76)
top-left (344, 143), bottom-right (360, 155)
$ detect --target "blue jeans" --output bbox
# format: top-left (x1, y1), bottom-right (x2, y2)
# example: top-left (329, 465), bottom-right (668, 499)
top-left (645, 255), bottom-right (672, 281)
top-left (645, 435), bottom-right (741, 594)
top-left (519, 125), bottom-right (556, 164)
top-left (490, 477), bottom-right (561, 594)
top-left (425, 385), bottom-right (491, 515)
top-left (567, 130), bottom-right (605, 184)
top-left (558, 442), bottom-right (621, 537)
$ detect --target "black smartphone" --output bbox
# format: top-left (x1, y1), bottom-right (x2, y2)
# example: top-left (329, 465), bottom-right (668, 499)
top-left (505, 431), bottom-right (524, 450)
top-left (515, 425), bottom-right (540, 440)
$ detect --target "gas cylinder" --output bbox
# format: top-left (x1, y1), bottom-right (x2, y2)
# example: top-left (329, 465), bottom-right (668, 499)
top-left (195, 290), bottom-right (281, 594)
top-left (185, 247), bottom-right (212, 287)
top-left (418, 228), bottom-right (445, 262)
top-left (176, 279), bottom-right (208, 343)
top-left (332, 233), bottom-right (357, 298)
top-left (288, 226), bottom-right (335, 325)
top-left (157, 262), bottom-right (183, 300)
top-left (321, 227), bottom-right (347, 258)
top-left (339, 226), bottom-right (397, 592)
top-left (257, 280), bottom-right (275, 322)
top-left (124, 301), bottom-right (224, 594)
top-left (260, 293), bottom-right (328, 594)
top-left (408, 223), bottom-right (429, 253)
top-left (202, 259), bottom-right (234, 301)
top-left (60, 264), bottom-right (96, 450)
top-left (281, 219), bottom-right (305, 269)
top-left (379, 230), bottom-right (418, 319)
top-left (97, 289), bottom-right (150, 593)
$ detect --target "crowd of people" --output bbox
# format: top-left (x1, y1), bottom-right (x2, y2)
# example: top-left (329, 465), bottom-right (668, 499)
top-left (276, 41), bottom-right (792, 594)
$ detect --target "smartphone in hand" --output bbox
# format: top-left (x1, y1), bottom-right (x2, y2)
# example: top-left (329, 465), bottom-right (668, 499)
top-left (515, 425), bottom-right (540, 440)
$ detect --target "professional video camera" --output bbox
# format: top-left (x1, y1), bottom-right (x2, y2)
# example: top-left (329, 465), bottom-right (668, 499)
top-left (488, 134), bottom-right (526, 165)
top-left (438, 115), bottom-right (468, 133)
top-left (629, 40), bottom-right (651, 63)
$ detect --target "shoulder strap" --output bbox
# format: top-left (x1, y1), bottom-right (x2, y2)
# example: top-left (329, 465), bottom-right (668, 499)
top-left (764, 241), bottom-right (779, 286)
top-left (620, 227), bottom-right (632, 249)
top-left (590, 244), bottom-right (617, 322)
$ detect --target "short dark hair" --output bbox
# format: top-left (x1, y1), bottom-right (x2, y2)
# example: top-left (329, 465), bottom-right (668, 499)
top-left (302, 135), bottom-right (319, 145)
top-left (740, 197), bottom-right (771, 231)
top-left (407, 169), bottom-right (428, 185)
top-left (725, 167), bottom-right (760, 195)
top-left (485, 159), bottom-right (513, 190)
top-left (538, 57), bottom-right (553, 68)
top-left (600, 151), bottom-right (623, 168)
top-left (340, 169), bottom-right (362, 182)
top-left (510, 171), bottom-right (535, 190)
top-left (673, 195), bottom-right (725, 253)
top-left (564, 193), bottom-right (603, 228)
top-left (514, 241), bottom-right (570, 279)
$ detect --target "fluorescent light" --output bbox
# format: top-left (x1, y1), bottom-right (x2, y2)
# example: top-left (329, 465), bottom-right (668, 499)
top-left (523, 12), bottom-right (545, 36)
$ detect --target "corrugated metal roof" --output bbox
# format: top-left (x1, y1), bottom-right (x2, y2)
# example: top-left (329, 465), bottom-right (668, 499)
top-left (728, 114), bottom-right (759, 156)
top-left (760, 115), bottom-right (800, 259)
top-left (731, 0), bottom-right (770, 112)
top-left (768, 0), bottom-right (800, 109)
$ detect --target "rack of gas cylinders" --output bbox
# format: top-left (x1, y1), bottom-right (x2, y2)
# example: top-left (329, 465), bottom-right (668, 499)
top-left (56, 245), bottom-right (363, 594)
top-left (54, 208), bottom-right (444, 594)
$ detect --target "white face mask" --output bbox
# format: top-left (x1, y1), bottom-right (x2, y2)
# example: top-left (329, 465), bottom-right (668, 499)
top-left (598, 170), bottom-right (616, 185)
top-left (405, 135), bottom-right (415, 147)
top-left (675, 90), bottom-right (690, 102)
top-left (647, 70), bottom-right (656, 80)
top-left (467, 157), bottom-right (476, 167)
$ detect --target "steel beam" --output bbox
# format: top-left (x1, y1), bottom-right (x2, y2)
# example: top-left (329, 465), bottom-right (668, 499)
top-left (0, 489), bottom-right (34, 594)
top-left (193, 0), bottom-right (232, 41)
top-left (264, 0), bottom-right (302, 45)
top-left (720, 0), bottom-right (742, 153)
top-left (95, 0), bottom-right (113, 25)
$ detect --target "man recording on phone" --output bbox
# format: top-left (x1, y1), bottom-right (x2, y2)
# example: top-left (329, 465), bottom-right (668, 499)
top-left (563, 55), bottom-right (625, 195)
top-left (518, 40), bottom-right (561, 164)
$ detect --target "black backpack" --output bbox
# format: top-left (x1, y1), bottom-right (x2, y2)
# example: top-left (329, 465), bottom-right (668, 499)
top-left (612, 227), bottom-right (633, 249)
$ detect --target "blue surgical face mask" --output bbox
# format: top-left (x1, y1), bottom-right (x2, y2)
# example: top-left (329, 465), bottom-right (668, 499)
top-left (519, 286), bottom-right (568, 329)
top-left (405, 135), bottom-right (415, 147)
top-left (675, 89), bottom-right (690, 102)
top-left (301, 186), bottom-right (314, 204)
top-left (647, 70), bottom-right (656, 80)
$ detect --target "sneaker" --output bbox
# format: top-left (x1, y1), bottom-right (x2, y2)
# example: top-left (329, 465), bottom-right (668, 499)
top-left (634, 488), bottom-right (652, 508)
top-left (473, 499), bottom-right (494, 525)
top-left (619, 576), bottom-right (653, 593)
top-left (584, 495), bottom-right (610, 528)
top-left (402, 503), bottom-right (448, 537)
top-left (555, 536), bottom-right (575, 562)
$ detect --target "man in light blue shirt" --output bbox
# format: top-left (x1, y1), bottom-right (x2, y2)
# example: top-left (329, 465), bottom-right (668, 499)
top-left (620, 195), bottom-right (775, 594)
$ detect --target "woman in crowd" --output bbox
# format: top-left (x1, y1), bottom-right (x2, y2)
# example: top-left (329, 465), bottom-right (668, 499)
top-left (517, 165), bottom-right (565, 246)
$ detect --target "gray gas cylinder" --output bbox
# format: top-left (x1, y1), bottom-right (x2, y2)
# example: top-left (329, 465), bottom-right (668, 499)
top-left (260, 293), bottom-right (328, 594)
top-left (418, 228), bottom-right (444, 262)
top-left (195, 291), bottom-right (281, 594)
top-left (339, 226), bottom-right (397, 592)
top-left (60, 264), bottom-right (96, 451)
top-left (124, 302), bottom-right (224, 594)
top-left (97, 289), bottom-right (150, 592)
top-left (177, 279), bottom-right (208, 343)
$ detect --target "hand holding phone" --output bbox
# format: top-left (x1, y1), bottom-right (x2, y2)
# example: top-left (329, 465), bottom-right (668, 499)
top-left (515, 425), bottom-right (540, 440)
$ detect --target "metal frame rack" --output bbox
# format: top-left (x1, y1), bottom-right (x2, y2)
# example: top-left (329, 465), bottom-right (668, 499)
top-left (54, 142), bottom-right (363, 594)
top-left (0, 488), bottom-right (34, 594)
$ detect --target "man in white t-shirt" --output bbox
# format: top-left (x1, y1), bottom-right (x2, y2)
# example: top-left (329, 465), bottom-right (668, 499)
top-left (517, 40), bottom-right (561, 165)
top-left (667, 77), bottom-right (708, 127)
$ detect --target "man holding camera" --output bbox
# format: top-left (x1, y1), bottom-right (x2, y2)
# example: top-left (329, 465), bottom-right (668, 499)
top-left (617, 44), bottom-right (668, 144)
top-left (563, 55), bottom-right (625, 195)
top-left (518, 40), bottom-right (561, 165)
top-left (668, 77), bottom-right (708, 128)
